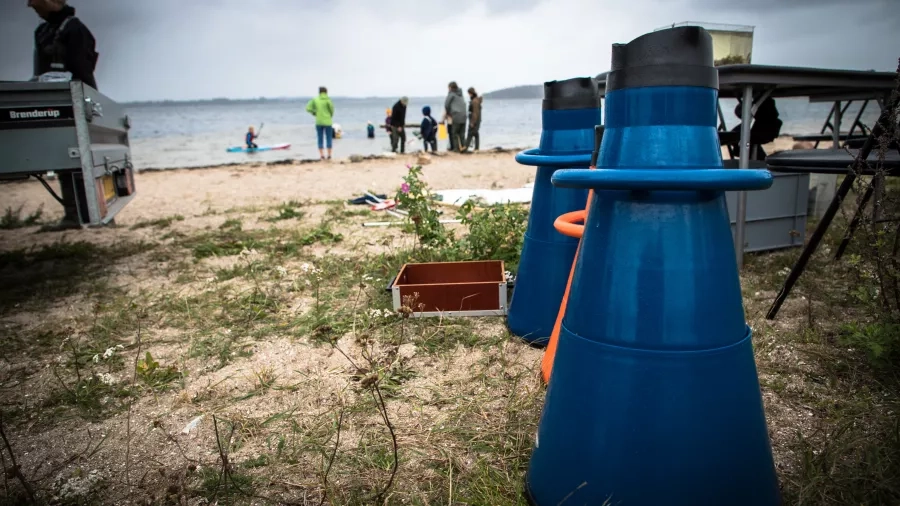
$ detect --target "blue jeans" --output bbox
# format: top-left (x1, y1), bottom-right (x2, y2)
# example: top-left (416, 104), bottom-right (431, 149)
top-left (316, 125), bottom-right (333, 149)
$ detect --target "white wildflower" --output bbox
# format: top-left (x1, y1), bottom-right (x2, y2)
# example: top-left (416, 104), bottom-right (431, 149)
top-left (102, 347), bottom-right (116, 359)
top-left (92, 354), bottom-right (100, 363)
top-left (275, 266), bottom-right (288, 277)
top-left (301, 263), bottom-right (311, 273)
top-left (97, 373), bottom-right (115, 386)
top-left (54, 469), bottom-right (104, 501)
top-left (363, 274), bottom-right (374, 282)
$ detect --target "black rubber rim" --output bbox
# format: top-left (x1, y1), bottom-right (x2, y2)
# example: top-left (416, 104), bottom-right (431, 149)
top-left (543, 77), bottom-right (600, 111)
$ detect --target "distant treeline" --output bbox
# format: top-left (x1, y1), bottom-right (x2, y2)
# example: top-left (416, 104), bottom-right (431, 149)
top-left (124, 97), bottom-right (307, 107)
top-left (123, 96), bottom-right (441, 107)
top-left (483, 85), bottom-right (543, 100)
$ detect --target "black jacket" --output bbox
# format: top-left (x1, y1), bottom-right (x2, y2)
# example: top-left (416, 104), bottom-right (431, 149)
top-left (734, 97), bottom-right (782, 146)
top-left (390, 101), bottom-right (407, 128)
top-left (33, 6), bottom-right (98, 89)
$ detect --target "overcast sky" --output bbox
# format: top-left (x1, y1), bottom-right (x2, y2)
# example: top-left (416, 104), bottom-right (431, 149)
top-left (0, 0), bottom-right (896, 102)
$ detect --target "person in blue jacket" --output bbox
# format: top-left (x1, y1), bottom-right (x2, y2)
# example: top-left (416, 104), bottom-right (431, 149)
top-left (367, 121), bottom-right (375, 139)
top-left (245, 126), bottom-right (258, 150)
top-left (420, 106), bottom-right (438, 153)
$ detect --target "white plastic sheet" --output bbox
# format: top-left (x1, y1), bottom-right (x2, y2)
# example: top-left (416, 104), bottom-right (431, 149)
top-left (434, 183), bottom-right (534, 207)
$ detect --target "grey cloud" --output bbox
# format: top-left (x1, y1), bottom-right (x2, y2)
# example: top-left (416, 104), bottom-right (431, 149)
top-left (690, 0), bottom-right (895, 11)
top-left (1, 0), bottom-right (896, 102)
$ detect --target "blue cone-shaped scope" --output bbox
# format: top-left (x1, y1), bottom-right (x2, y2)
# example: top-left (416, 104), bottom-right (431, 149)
top-left (525, 26), bottom-right (781, 505)
top-left (507, 78), bottom-right (599, 344)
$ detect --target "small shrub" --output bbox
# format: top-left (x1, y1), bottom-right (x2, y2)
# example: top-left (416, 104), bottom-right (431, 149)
top-left (136, 352), bottom-right (182, 390)
top-left (453, 199), bottom-right (529, 271)
top-left (839, 322), bottom-right (900, 368)
top-left (0, 205), bottom-right (43, 229)
top-left (396, 165), bottom-right (448, 249)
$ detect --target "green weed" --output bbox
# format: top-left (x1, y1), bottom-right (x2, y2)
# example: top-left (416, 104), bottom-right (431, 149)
top-left (0, 204), bottom-right (43, 229)
top-left (130, 214), bottom-right (185, 230)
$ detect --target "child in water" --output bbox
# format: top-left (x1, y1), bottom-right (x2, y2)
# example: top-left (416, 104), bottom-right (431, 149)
top-left (367, 121), bottom-right (375, 138)
top-left (383, 108), bottom-right (392, 134)
top-left (245, 126), bottom-right (258, 150)
top-left (420, 106), bottom-right (438, 153)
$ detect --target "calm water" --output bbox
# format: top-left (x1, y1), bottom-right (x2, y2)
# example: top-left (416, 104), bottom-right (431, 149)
top-left (126, 97), bottom-right (880, 170)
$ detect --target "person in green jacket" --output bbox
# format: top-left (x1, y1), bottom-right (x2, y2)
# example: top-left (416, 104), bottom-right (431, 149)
top-left (306, 86), bottom-right (335, 160)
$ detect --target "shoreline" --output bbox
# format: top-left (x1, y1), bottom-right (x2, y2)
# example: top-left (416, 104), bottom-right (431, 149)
top-left (133, 146), bottom-right (528, 173)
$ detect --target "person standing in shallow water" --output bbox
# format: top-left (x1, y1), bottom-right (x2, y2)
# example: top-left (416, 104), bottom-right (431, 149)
top-left (306, 86), bottom-right (335, 160)
top-left (464, 87), bottom-right (482, 152)
top-left (444, 81), bottom-right (467, 152)
top-left (390, 97), bottom-right (409, 154)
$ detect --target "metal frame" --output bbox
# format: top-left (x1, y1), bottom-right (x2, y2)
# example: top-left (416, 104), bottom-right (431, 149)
top-left (598, 64), bottom-right (895, 269)
top-left (0, 80), bottom-right (136, 226)
top-left (70, 82), bottom-right (102, 224)
top-left (391, 282), bottom-right (508, 318)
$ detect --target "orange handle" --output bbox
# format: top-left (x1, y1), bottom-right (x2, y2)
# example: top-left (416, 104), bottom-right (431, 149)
top-left (554, 210), bottom-right (587, 238)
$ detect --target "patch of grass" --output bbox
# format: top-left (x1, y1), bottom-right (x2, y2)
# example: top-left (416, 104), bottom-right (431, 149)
top-left (135, 351), bottom-right (183, 391)
top-left (183, 227), bottom-right (264, 260)
top-left (782, 403), bottom-right (900, 505)
top-left (266, 201), bottom-right (307, 222)
top-left (195, 465), bottom-right (255, 503)
top-left (377, 360), bottom-right (416, 399)
top-left (298, 223), bottom-right (343, 247)
top-left (0, 204), bottom-right (43, 229)
top-left (414, 319), bottom-right (487, 354)
top-left (0, 240), bottom-right (151, 314)
top-left (252, 366), bottom-right (278, 391)
top-left (189, 331), bottom-right (253, 369)
top-left (220, 218), bottom-right (243, 231)
top-left (325, 203), bottom-right (372, 222)
top-left (129, 214), bottom-right (185, 230)
top-left (45, 372), bottom-right (134, 421)
top-left (241, 454), bottom-right (270, 469)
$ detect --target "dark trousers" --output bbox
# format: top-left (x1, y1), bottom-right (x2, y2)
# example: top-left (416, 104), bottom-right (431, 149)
top-left (449, 122), bottom-right (466, 152)
top-left (390, 127), bottom-right (406, 153)
top-left (465, 122), bottom-right (481, 151)
top-left (423, 137), bottom-right (437, 153)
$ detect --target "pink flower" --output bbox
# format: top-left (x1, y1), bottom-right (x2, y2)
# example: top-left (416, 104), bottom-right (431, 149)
top-left (401, 183), bottom-right (410, 194)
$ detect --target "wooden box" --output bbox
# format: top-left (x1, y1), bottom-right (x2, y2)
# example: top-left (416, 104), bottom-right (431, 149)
top-left (390, 260), bottom-right (507, 317)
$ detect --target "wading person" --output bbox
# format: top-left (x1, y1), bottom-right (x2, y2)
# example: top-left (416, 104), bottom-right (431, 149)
top-left (443, 81), bottom-right (467, 152)
top-left (420, 106), bottom-right (438, 153)
top-left (390, 97), bottom-right (408, 154)
top-left (464, 87), bottom-right (482, 152)
top-left (306, 86), bottom-right (335, 160)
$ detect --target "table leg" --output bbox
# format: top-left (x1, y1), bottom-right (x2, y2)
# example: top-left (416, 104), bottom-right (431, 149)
top-left (834, 184), bottom-right (874, 261)
top-left (735, 85), bottom-right (753, 269)
top-left (767, 172), bottom-right (858, 319)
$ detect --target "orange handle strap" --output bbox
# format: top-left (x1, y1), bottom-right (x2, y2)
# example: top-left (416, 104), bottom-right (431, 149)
top-left (554, 210), bottom-right (587, 239)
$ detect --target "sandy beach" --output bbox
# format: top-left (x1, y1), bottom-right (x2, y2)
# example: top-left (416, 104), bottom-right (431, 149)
top-left (0, 138), bottom-right (797, 236)
top-left (0, 134), bottom-right (882, 505)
